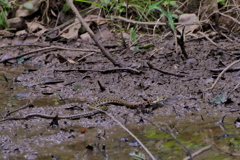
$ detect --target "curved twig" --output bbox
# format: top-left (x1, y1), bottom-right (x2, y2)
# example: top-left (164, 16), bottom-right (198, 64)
top-left (147, 62), bottom-right (185, 77)
top-left (88, 106), bottom-right (156, 160)
top-left (3, 102), bottom-right (33, 118)
top-left (207, 59), bottom-right (240, 90)
top-left (213, 143), bottom-right (240, 157)
top-left (141, 116), bottom-right (192, 159)
top-left (183, 145), bottom-right (212, 160)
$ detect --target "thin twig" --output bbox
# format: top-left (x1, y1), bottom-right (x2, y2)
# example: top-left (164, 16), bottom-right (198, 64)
top-left (3, 102), bottom-right (33, 118)
top-left (88, 106), bottom-right (156, 160)
top-left (198, 32), bottom-right (220, 48)
top-left (218, 12), bottom-right (240, 25)
top-left (147, 62), bottom-right (185, 77)
top-left (182, 145), bottom-right (212, 160)
top-left (226, 82), bottom-right (240, 99)
top-left (207, 59), bottom-right (240, 90)
top-left (111, 16), bottom-right (206, 26)
top-left (77, 52), bottom-right (94, 62)
top-left (213, 143), bottom-right (240, 157)
top-left (219, 32), bottom-right (234, 42)
top-left (95, 142), bottom-right (108, 158)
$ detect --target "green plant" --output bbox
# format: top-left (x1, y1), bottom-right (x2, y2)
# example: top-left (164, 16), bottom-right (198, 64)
top-left (130, 27), bottom-right (139, 50)
top-left (148, 0), bottom-right (181, 30)
top-left (100, 0), bottom-right (154, 21)
top-left (23, 2), bottom-right (34, 10)
top-left (217, 0), bottom-right (226, 6)
top-left (0, 0), bottom-right (11, 28)
top-left (63, 0), bottom-right (106, 12)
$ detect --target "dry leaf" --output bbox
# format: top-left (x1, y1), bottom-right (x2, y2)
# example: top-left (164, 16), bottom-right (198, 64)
top-left (61, 18), bottom-right (81, 39)
top-left (26, 21), bottom-right (47, 36)
top-left (67, 58), bottom-right (77, 64)
top-left (16, 0), bottom-right (44, 17)
top-left (177, 14), bottom-right (199, 35)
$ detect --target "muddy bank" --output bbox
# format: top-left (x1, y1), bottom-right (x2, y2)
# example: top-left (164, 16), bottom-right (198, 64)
top-left (0, 35), bottom-right (240, 159)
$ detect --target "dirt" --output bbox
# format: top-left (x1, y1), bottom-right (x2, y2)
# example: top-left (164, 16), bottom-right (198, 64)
top-left (0, 33), bottom-right (240, 160)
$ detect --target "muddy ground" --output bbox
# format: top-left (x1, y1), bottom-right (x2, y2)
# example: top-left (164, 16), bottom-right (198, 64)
top-left (0, 33), bottom-right (240, 159)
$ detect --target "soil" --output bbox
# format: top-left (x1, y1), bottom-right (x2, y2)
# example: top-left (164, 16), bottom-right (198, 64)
top-left (0, 32), bottom-right (240, 159)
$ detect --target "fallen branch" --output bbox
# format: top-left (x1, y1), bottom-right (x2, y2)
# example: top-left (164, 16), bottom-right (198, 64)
top-left (0, 46), bottom-right (100, 63)
top-left (0, 44), bottom-right (50, 48)
top-left (66, 0), bottom-right (121, 67)
top-left (210, 67), bottom-right (240, 72)
top-left (207, 59), bottom-right (240, 90)
top-left (54, 67), bottom-right (141, 74)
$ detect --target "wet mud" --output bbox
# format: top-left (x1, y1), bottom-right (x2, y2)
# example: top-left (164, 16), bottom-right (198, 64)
top-left (0, 35), bottom-right (240, 159)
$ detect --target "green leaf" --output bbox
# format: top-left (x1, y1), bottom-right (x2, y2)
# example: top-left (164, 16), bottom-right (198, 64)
top-left (144, 129), bottom-right (169, 139)
top-left (130, 27), bottom-right (139, 50)
top-left (164, 140), bottom-right (175, 147)
top-left (0, 0), bottom-right (9, 5)
top-left (172, 13), bottom-right (179, 19)
top-left (139, 44), bottom-right (154, 50)
top-left (23, 2), bottom-right (34, 10)
top-left (218, 0), bottom-right (226, 5)
top-left (151, 6), bottom-right (168, 17)
top-left (167, 11), bottom-right (175, 30)
top-left (63, 3), bottom-right (70, 12)
top-left (148, 0), bottom-right (164, 11)
top-left (175, 10), bottom-right (184, 15)
top-left (0, 15), bottom-right (8, 28)
top-left (170, 1), bottom-right (179, 7)
top-left (53, 98), bottom-right (59, 105)
top-left (17, 57), bottom-right (25, 64)
top-left (210, 93), bottom-right (227, 104)
top-left (129, 151), bottom-right (146, 160)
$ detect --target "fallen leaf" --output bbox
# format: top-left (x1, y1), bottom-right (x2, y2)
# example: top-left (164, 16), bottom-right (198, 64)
top-left (80, 128), bottom-right (86, 134)
top-left (16, 0), bottom-right (44, 17)
top-left (61, 18), bottom-right (81, 39)
top-left (67, 58), bottom-right (77, 64)
top-left (178, 14), bottom-right (199, 34)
